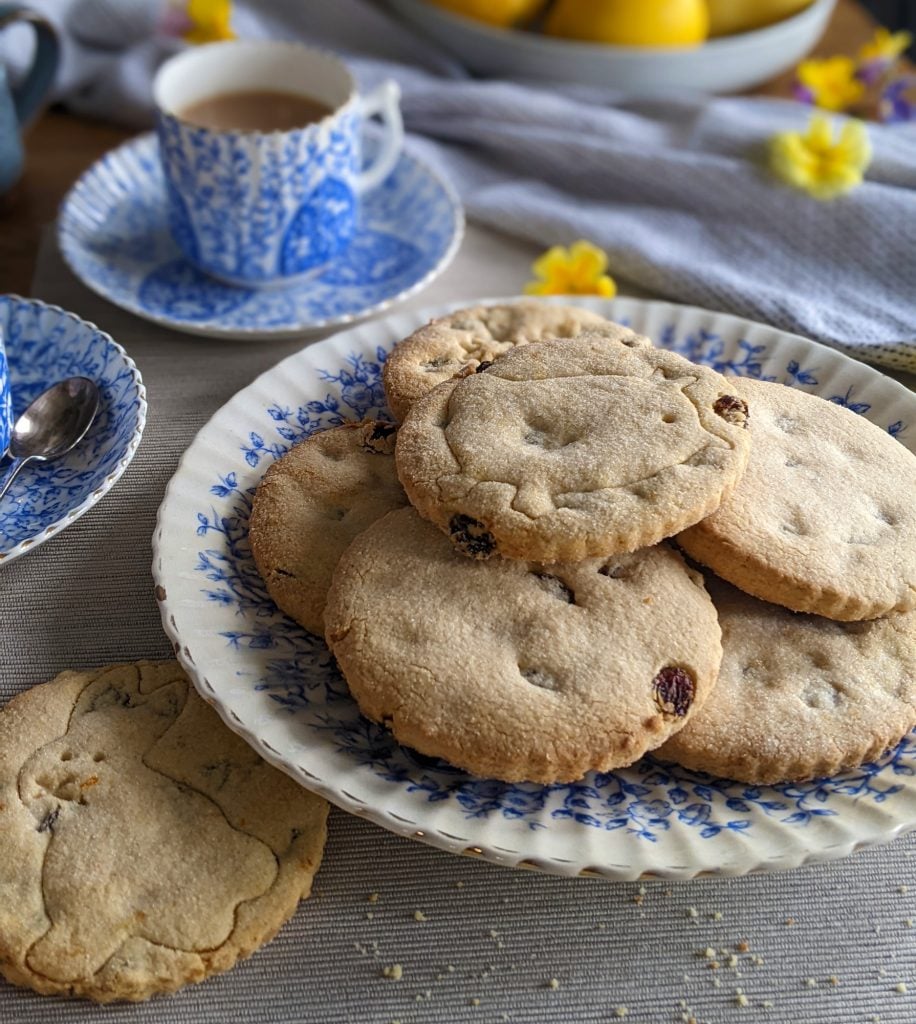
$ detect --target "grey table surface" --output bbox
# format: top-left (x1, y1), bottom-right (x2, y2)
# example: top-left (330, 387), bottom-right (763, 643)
top-left (1, 228), bottom-right (915, 1024)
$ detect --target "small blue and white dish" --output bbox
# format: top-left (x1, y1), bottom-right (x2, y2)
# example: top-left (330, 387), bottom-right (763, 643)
top-left (58, 132), bottom-right (464, 341)
top-left (0, 296), bottom-right (146, 564)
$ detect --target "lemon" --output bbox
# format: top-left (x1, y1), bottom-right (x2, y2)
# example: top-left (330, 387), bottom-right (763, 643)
top-left (544, 0), bottom-right (709, 47)
top-left (424, 0), bottom-right (547, 28)
top-left (707, 0), bottom-right (814, 37)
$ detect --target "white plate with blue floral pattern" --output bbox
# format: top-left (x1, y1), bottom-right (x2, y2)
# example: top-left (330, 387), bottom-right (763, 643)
top-left (153, 296), bottom-right (916, 880)
top-left (58, 133), bottom-right (464, 341)
top-left (0, 296), bottom-right (146, 564)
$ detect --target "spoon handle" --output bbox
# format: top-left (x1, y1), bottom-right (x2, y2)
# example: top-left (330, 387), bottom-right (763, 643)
top-left (0, 457), bottom-right (32, 503)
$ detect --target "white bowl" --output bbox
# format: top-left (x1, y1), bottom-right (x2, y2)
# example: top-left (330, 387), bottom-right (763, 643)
top-left (386, 0), bottom-right (836, 94)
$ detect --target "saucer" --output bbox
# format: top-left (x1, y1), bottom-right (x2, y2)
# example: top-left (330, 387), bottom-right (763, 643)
top-left (0, 296), bottom-right (146, 565)
top-left (58, 133), bottom-right (464, 341)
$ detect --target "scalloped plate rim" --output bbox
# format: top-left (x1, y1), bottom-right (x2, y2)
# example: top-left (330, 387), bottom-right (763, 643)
top-left (57, 132), bottom-right (465, 341)
top-left (153, 295), bottom-right (916, 879)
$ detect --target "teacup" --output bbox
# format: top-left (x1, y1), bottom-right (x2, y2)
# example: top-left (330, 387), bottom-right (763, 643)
top-left (152, 40), bottom-right (404, 289)
top-left (0, 4), bottom-right (59, 195)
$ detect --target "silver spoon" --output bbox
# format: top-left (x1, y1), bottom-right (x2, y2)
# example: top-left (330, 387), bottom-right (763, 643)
top-left (0, 378), bottom-right (100, 503)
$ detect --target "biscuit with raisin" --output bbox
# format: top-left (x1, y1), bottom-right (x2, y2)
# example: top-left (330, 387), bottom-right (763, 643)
top-left (249, 420), bottom-right (408, 635)
top-left (656, 578), bottom-right (916, 783)
top-left (677, 377), bottom-right (916, 620)
top-left (325, 507), bottom-right (722, 783)
top-left (395, 333), bottom-right (751, 562)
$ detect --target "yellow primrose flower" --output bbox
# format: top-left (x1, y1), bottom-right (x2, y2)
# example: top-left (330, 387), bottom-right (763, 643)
top-left (769, 114), bottom-right (872, 201)
top-left (795, 56), bottom-right (865, 112)
top-left (524, 240), bottom-right (617, 297)
top-left (858, 27), bottom-right (912, 66)
top-left (183, 0), bottom-right (235, 43)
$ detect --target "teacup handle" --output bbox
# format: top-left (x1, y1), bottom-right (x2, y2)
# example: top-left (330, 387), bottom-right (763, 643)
top-left (0, 5), bottom-right (59, 127)
top-left (355, 80), bottom-right (404, 194)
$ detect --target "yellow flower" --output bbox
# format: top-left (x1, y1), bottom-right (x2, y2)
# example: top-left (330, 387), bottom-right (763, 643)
top-left (795, 56), bottom-right (865, 112)
top-left (769, 115), bottom-right (872, 201)
top-left (183, 0), bottom-right (235, 43)
top-left (524, 240), bottom-right (617, 297)
top-left (858, 27), bottom-right (912, 66)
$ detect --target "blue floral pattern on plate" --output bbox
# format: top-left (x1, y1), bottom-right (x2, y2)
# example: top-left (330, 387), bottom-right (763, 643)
top-left (154, 298), bottom-right (916, 879)
top-left (59, 133), bottom-right (463, 340)
top-left (0, 297), bottom-right (146, 564)
top-left (0, 333), bottom-right (11, 454)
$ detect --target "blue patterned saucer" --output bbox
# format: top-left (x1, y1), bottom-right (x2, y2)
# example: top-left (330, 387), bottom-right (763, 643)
top-left (153, 297), bottom-right (916, 879)
top-left (58, 133), bottom-right (463, 341)
top-left (0, 296), bottom-right (146, 564)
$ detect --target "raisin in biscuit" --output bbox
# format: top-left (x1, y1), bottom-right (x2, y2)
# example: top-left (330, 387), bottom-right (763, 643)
top-left (0, 661), bottom-right (328, 1002)
top-left (395, 333), bottom-right (751, 563)
top-left (383, 301), bottom-right (650, 422)
top-left (249, 420), bottom-right (408, 636)
top-left (677, 377), bottom-right (916, 620)
top-left (325, 507), bottom-right (722, 783)
top-left (655, 578), bottom-right (916, 784)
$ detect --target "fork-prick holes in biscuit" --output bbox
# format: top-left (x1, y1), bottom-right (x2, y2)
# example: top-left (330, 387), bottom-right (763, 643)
top-left (448, 514), bottom-right (497, 559)
top-left (662, 412), bottom-right (677, 424)
top-left (421, 357), bottom-right (452, 371)
top-left (59, 751), bottom-right (73, 762)
top-left (521, 423), bottom-right (576, 451)
top-left (801, 683), bottom-right (843, 710)
top-left (808, 650), bottom-right (832, 670)
top-left (780, 508), bottom-right (810, 537)
top-left (599, 562), bottom-right (630, 580)
top-left (653, 666), bottom-right (695, 717)
top-left (520, 667), bottom-right (557, 691)
top-left (92, 753), bottom-right (106, 763)
top-left (533, 572), bottom-right (575, 604)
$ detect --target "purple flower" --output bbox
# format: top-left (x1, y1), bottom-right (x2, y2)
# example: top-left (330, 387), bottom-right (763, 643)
top-left (792, 82), bottom-right (815, 105)
top-left (880, 76), bottom-right (916, 124)
top-left (856, 58), bottom-right (889, 87)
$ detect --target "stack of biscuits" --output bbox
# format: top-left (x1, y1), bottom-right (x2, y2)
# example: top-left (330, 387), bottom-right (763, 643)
top-left (250, 302), bottom-right (916, 787)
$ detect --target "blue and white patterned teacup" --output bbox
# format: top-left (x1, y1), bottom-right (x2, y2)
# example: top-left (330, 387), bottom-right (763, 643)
top-left (0, 327), bottom-right (11, 456)
top-left (153, 40), bottom-right (404, 289)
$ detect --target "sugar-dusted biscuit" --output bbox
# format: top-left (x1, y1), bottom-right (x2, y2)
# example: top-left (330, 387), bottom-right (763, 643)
top-left (249, 420), bottom-right (408, 636)
top-left (0, 661), bottom-right (328, 1002)
top-left (677, 377), bottom-right (916, 620)
top-left (395, 333), bottom-right (751, 562)
top-left (325, 507), bottom-right (722, 783)
top-left (656, 578), bottom-right (916, 783)
top-left (382, 301), bottom-right (649, 422)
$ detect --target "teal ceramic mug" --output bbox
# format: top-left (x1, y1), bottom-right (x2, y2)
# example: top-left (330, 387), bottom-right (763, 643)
top-left (0, 4), bottom-right (59, 195)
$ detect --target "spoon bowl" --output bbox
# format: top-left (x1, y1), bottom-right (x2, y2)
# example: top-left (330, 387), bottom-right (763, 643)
top-left (9, 377), bottom-right (100, 461)
top-left (0, 377), bottom-right (100, 503)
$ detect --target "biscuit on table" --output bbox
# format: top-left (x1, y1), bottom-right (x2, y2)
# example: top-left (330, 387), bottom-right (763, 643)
top-left (382, 301), bottom-right (650, 422)
top-left (655, 577), bottom-right (916, 784)
top-left (249, 419), bottom-right (408, 636)
top-left (395, 332), bottom-right (752, 563)
top-left (677, 377), bottom-right (916, 620)
top-left (325, 507), bottom-right (722, 784)
top-left (0, 661), bottom-right (328, 1002)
